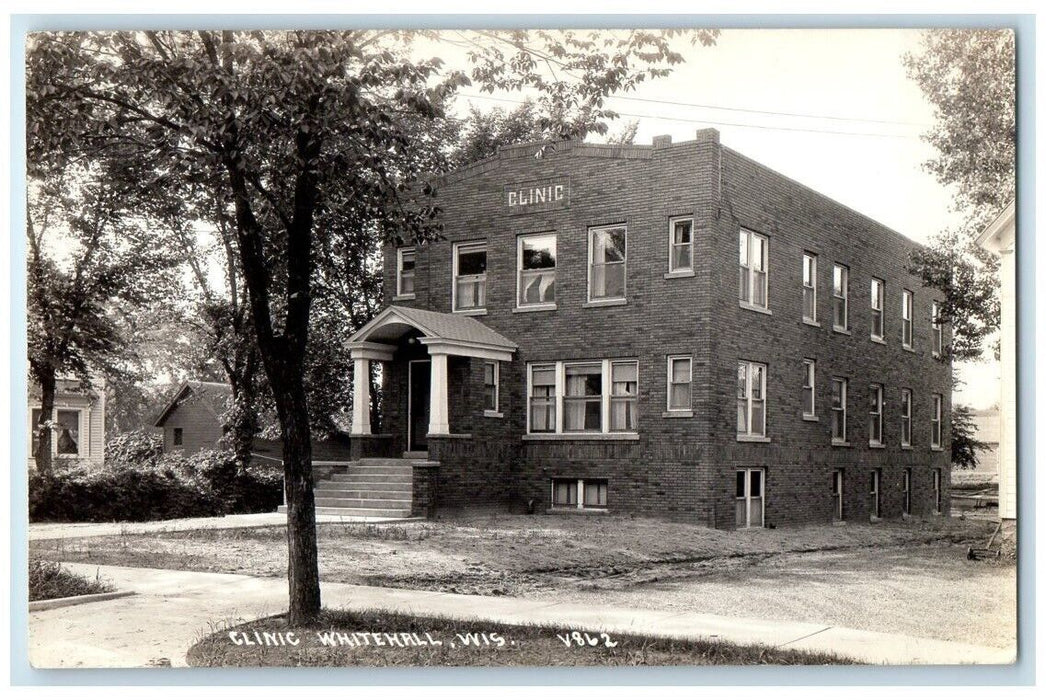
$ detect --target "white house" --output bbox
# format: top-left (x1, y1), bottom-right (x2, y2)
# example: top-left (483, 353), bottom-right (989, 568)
top-left (28, 377), bottom-right (106, 469)
top-left (974, 200), bottom-right (1016, 524)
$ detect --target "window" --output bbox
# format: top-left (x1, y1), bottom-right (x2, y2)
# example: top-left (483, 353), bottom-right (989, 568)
top-left (832, 469), bottom-right (844, 521)
top-left (529, 365), bottom-right (556, 433)
top-left (932, 302), bottom-right (944, 357)
top-left (802, 359), bottom-right (816, 419)
top-left (868, 383), bottom-right (883, 446)
top-left (902, 289), bottom-right (914, 348)
top-left (667, 356), bottom-right (693, 412)
top-left (453, 242), bottom-right (487, 312)
top-left (55, 409), bottom-right (81, 456)
top-left (610, 361), bottom-right (638, 432)
top-left (527, 360), bottom-right (639, 435)
top-left (552, 478), bottom-right (608, 510)
top-left (832, 264), bottom-right (849, 330)
top-left (901, 388), bottom-right (912, 447)
top-left (802, 253), bottom-right (817, 323)
top-left (483, 361), bottom-right (499, 413)
top-left (903, 468), bottom-right (912, 516)
top-left (931, 394), bottom-right (943, 449)
top-left (737, 361), bottom-right (767, 438)
top-left (668, 217), bottom-right (694, 274)
top-left (739, 229), bottom-right (768, 309)
top-left (831, 377), bottom-right (848, 443)
top-left (396, 247), bottom-right (415, 298)
top-left (933, 469), bottom-right (942, 513)
top-left (588, 224), bottom-right (627, 302)
top-left (564, 363), bottom-right (603, 432)
top-left (173, 427), bottom-right (184, 446)
top-left (736, 468), bottom-right (765, 528)
top-left (870, 278), bottom-right (885, 340)
top-left (518, 233), bottom-right (557, 307)
top-left (870, 469), bottom-right (881, 519)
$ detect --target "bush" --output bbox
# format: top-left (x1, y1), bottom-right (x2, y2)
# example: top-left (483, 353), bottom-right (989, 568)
top-left (29, 559), bottom-right (115, 601)
top-left (28, 438), bottom-right (283, 523)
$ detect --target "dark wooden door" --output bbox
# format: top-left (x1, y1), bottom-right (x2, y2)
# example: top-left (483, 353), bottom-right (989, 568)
top-left (409, 360), bottom-right (431, 451)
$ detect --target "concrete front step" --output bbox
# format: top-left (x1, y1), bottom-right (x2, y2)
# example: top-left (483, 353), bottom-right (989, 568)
top-left (315, 487), bottom-right (413, 499)
top-left (329, 473), bottom-right (414, 484)
top-left (316, 496), bottom-right (412, 509)
top-left (357, 458), bottom-right (417, 466)
top-left (279, 505), bottom-right (412, 518)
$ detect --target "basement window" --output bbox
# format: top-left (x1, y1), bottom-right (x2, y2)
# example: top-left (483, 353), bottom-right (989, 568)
top-left (551, 478), bottom-right (608, 510)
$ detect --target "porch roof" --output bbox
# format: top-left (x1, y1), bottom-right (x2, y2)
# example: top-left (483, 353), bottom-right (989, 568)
top-left (347, 306), bottom-right (517, 361)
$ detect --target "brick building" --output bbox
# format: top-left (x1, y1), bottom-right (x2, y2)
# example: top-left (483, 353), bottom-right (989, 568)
top-left (345, 130), bottom-right (952, 528)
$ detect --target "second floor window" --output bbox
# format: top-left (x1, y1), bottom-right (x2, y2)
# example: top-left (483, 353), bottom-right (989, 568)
top-left (737, 360), bottom-right (767, 437)
top-left (932, 302), bottom-right (944, 357)
top-left (518, 233), bottom-right (556, 308)
top-left (396, 247), bottom-right (415, 298)
top-left (453, 242), bottom-right (487, 311)
top-left (802, 359), bottom-right (816, 418)
top-left (668, 217), bottom-right (694, 273)
top-left (868, 383), bottom-right (883, 445)
top-left (901, 388), bottom-right (912, 447)
top-left (931, 394), bottom-right (943, 449)
top-left (901, 289), bottom-right (914, 348)
top-left (739, 229), bottom-right (768, 309)
top-left (831, 377), bottom-right (848, 443)
top-left (802, 253), bottom-right (817, 323)
top-left (589, 224), bottom-right (627, 302)
top-left (870, 278), bottom-right (885, 340)
top-left (833, 264), bottom-right (849, 331)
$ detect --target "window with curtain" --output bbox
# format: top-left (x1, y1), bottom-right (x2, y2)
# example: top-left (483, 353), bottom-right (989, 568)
top-left (739, 228), bottom-right (768, 309)
top-left (483, 361), bottom-right (498, 412)
top-left (610, 361), bottom-right (638, 431)
top-left (589, 224), bottom-right (627, 301)
top-left (518, 233), bottom-right (557, 307)
top-left (529, 365), bottom-right (556, 432)
top-left (667, 356), bottom-right (692, 411)
top-left (396, 247), bottom-right (415, 297)
top-left (453, 242), bottom-right (487, 311)
top-left (564, 363), bottom-right (603, 432)
top-left (55, 409), bottom-right (80, 455)
top-left (737, 360), bottom-right (767, 437)
top-left (669, 217), bottom-right (693, 273)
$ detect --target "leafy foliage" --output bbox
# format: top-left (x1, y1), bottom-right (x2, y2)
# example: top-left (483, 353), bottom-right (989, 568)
top-left (950, 403), bottom-right (990, 470)
top-left (903, 29), bottom-right (1014, 361)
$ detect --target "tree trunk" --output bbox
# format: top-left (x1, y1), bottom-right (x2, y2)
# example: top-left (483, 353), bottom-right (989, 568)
top-left (33, 368), bottom-right (56, 474)
top-left (272, 369), bottom-right (321, 624)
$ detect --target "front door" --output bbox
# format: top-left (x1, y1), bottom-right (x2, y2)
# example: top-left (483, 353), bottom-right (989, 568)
top-left (408, 360), bottom-right (431, 452)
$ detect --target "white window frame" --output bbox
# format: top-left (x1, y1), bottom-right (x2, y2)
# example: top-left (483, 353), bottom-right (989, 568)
top-left (30, 406), bottom-right (86, 459)
top-left (737, 360), bottom-right (767, 439)
top-left (395, 247), bottom-right (416, 299)
top-left (868, 383), bottom-right (884, 446)
top-left (551, 478), bottom-right (608, 511)
top-left (666, 355), bottom-right (693, 412)
top-left (931, 302), bottom-right (944, 357)
top-left (587, 223), bottom-right (628, 303)
top-left (526, 359), bottom-right (639, 436)
top-left (870, 277), bottom-right (885, 341)
top-left (903, 468), bottom-right (912, 516)
top-left (452, 241), bottom-right (487, 313)
top-left (483, 360), bottom-right (499, 415)
top-left (739, 228), bottom-right (769, 310)
top-left (831, 377), bottom-right (848, 444)
top-left (870, 469), bottom-right (881, 519)
top-left (900, 388), bottom-right (912, 447)
top-left (667, 216), bottom-right (694, 275)
top-left (902, 289), bottom-right (914, 349)
top-left (735, 468), bottom-right (766, 529)
top-left (516, 232), bottom-right (557, 310)
top-left (802, 359), bottom-right (816, 419)
top-left (802, 253), bottom-right (818, 324)
top-left (832, 263), bottom-right (849, 331)
top-left (931, 394), bottom-right (943, 449)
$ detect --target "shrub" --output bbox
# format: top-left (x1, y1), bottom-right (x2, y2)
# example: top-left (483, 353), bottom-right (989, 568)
top-left (29, 559), bottom-right (115, 601)
top-left (28, 440), bottom-right (283, 523)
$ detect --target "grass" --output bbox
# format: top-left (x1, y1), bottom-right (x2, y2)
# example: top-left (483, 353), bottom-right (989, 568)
top-left (29, 559), bottom-right (115, 601)
top-left (187, 608), bottom-right (854, 667)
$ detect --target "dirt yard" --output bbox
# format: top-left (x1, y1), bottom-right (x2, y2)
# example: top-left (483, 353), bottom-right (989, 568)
top-left (30, 513), bottom-right (1016, 650)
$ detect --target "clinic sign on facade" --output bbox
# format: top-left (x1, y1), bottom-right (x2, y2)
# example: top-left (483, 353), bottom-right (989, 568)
top-left (504, 179), bottom-right (570, 214)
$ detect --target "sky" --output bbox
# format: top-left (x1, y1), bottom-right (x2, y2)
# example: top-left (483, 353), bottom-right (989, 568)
top-left (438, 28), bottom-right (1000, 408)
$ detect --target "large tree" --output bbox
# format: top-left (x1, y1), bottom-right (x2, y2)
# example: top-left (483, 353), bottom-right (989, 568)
top-left (904, 29), bottom-right (1014, 361)
top-left (27, 163), bottom-right (179, 472)
top-left (27, 28), bottom-right (714, 623)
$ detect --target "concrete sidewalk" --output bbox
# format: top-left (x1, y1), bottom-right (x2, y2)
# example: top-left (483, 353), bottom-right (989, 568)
top-left (28, 512), bottom-right (418, 541)
top-left (28, 562), bottom-right (1015, 668)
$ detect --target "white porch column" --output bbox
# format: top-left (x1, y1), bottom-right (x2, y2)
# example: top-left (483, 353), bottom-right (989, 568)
top-left (428, 352), bottom-right (450, 435)
top-left (351, 357), bottom-right (372, 435)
